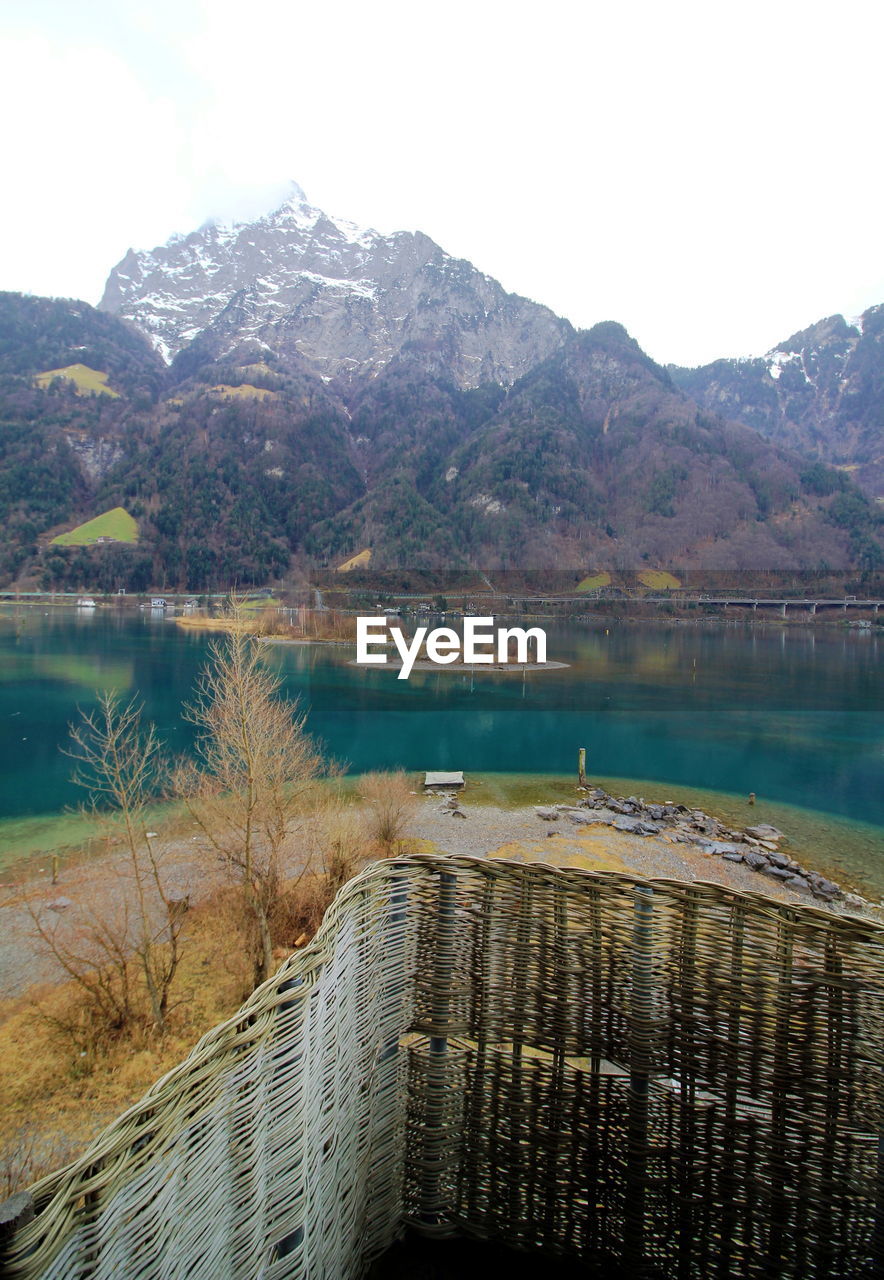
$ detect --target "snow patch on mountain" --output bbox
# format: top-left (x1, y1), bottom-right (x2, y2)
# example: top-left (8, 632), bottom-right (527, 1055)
top-left (99, 183), bottom-right (570, 388)
top-left (766, 349), bottom-right (802, 381)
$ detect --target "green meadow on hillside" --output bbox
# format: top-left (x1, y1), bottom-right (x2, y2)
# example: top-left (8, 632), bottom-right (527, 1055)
top-left (51, 507), bottom-right (138, 546)
top-left (576, 572), bottom-right (612, 592)
top-left (34, 363), bottom-right (120, 397)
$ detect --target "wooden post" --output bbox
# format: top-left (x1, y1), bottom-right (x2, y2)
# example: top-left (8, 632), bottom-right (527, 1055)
top-left (51, 853), bottom-right (59, 885)
top-left (578, 747), bottom-right (587, 787)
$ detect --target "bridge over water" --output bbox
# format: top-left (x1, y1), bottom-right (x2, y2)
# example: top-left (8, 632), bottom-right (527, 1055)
top-left (644, 596), bottom-right (882, 614)
top-left (380, 591), bottom-right (883, 614)
top-left (471, 595), bottom-right (883, 614)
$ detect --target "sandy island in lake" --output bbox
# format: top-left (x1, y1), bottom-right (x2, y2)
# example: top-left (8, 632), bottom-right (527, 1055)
top-left (257, 635), bottom-right (571, 670)
top-left (259, 636), bottom-right (354, 646)
top-left (346, 659), bottom-right (570, 672)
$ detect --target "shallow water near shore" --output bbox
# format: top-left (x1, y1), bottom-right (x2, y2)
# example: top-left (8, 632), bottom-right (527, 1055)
top-left (0, 606), bottom-right (881, 889)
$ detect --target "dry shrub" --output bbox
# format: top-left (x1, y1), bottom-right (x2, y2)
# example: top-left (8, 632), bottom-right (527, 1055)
top-left (318, 801), bottom-right (371, 887)
top-left (25, 899), bottom-right (136, 1057)
top-left (0, 876), bottom-right (288, 1197)
top-left (248, 606), bottom-right (357, 642)
top-left (252, 604), bottom-right (283, 636)
top-left (301, 608), bottom-right (358, 641)
top-left (269, 876), bottom-right (329, 948)
top-left (357, 771), bottom-right (418, 854)
top-left (196, 884), bottom-right (259, 1002)
top-left (269, 800), bottom-right (371, 950)
top-left (38, 977), bottom-right (140, 1065)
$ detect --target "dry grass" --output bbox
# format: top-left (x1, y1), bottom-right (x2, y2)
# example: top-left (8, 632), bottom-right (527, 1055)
top-left (173, 615), bottom-right (254, 632)
top-left (0, 839), bottom-right (368, 1197)
top-left (174, 607), bottom-right (358, 643)
top-left (637, 570), bottom-right (682, 590)
top-left (0, 887), bottom-right (246, 1194)
top-left (357, 772), bottom-right (418, 854)
top-left (336, 548), bottom-right (372, 572)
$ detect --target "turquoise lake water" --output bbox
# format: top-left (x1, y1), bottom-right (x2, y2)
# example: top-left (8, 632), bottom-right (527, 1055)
top-left (0, 606), bottom-right (881, 883)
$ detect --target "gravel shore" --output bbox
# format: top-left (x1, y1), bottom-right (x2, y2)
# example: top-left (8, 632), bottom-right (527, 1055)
top-left (1, 789), bottom-right (877, 1003)
top-left (409, 791), bottom-right (874, 913)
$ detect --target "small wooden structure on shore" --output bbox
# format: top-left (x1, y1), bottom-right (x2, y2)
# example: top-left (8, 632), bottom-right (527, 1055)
top-left (424, 771), bottom-right (464, 791)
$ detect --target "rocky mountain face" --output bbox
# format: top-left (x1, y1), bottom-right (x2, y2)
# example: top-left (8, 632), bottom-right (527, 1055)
top-left (100, 183), bottom-right (570, 388)
top-left (308, 324), bottom-right (877, 572)
top-left (2, 186), bottom-right (883, 591)
top-left (671, 307), bottom-right (884, 500)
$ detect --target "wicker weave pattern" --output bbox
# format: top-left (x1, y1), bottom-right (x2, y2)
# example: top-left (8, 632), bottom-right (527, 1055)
top-left (4, 855), bottom-right (883, 1279)
top-left (4, 862), bottom-right (418, 1280)
top-left (404, 861), bottom-right (884, 1278)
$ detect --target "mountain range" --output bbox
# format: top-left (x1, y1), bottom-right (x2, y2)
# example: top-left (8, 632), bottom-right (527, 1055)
top-left (0, 184), bottom-right (880, 591)
top-left (670, 311), bottom-right (884, 501)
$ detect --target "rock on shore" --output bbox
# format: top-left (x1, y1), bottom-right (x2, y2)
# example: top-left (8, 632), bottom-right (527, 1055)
top-left (535, 789), bottom-right (844, 902)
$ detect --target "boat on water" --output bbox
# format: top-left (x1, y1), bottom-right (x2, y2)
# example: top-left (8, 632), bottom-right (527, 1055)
top-left (75, 597), bottom-right (96, 609)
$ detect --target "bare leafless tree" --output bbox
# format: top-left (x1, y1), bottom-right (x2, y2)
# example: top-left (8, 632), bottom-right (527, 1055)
top-left (177, 607), bottom-right (323, 986)
top-left (27, 693), bottom-right (185, 1042)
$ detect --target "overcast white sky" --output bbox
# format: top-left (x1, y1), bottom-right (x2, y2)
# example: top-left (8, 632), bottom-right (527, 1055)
top-left (1, 0), bottom-right (881, 366)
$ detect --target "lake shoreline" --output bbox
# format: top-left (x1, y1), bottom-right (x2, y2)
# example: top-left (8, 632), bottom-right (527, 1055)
top-left (2, 597), bottom-right (880, 632)
top-left (2, 781), bottom-right (881, 1001)
top-left (1, 612), bottom-right (880, 886)
top-left (2, 771), bottom-right (883, 898)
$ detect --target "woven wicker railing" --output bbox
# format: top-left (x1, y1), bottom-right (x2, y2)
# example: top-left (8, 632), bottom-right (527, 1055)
top-left (2, 855), bottom-right (883, 1279)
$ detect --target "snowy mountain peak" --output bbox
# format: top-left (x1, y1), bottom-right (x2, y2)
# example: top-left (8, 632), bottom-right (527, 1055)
top-left (99, 188), bottom-right (569, 385)
top-left (279, 179), bottom-right (309, 207)
top-left (265, 182), bottom-right (326, 229)
top-left (202, 182), bottom-right (313, 233)
top-left (263, 185), bottom-right (379, 248)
